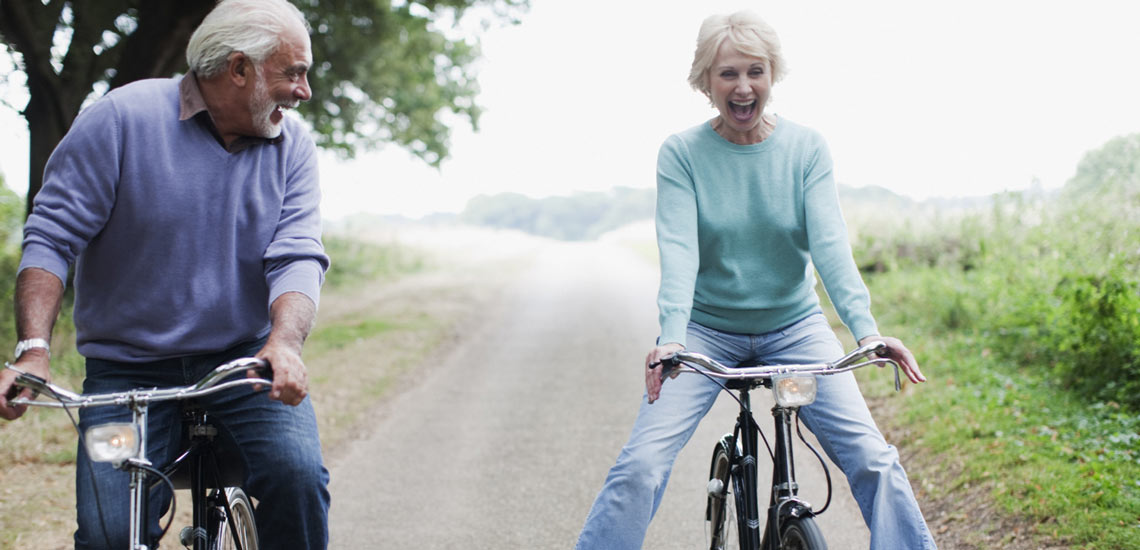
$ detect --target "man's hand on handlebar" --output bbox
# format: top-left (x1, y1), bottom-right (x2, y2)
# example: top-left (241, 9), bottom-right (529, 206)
top-left (0, 348), bottom-right (51, 421)
top-left (858, 335), bottom-right (926, 384)
top-left (645, 343), bottom-right (685, 405)
top-left (254, 342), bottom-right (308, 406)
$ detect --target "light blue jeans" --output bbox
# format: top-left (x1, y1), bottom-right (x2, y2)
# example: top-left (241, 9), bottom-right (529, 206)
top-left (575, 313), bottom-right (936, 549)
top-left (73, 338), bottom-right (330, 550)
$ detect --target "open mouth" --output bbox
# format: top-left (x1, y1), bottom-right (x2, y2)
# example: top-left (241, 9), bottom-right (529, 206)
top-left (275, 101), bottom-right (300, 114)
top-left (728, 99), bottom-right (756, 122)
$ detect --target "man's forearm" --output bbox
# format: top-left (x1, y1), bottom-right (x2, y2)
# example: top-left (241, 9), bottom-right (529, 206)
top-left (265, 291), bottom-right (317, 354)
top-left (16, 267), bottom-right (64, 341)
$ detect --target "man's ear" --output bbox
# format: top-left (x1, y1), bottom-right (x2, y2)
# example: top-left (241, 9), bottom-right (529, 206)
top-left (227, 52), bottom-right (252, 87)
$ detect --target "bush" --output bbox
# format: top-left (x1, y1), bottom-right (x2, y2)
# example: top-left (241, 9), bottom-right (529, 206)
top-left (1050, 267), bottom-right (1140, 408)
top-left (0, 184), bottom-right (25, 352)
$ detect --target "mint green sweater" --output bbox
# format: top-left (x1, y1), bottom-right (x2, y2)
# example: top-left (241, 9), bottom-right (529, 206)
top-left (655, 117), bottom-right (878, 347)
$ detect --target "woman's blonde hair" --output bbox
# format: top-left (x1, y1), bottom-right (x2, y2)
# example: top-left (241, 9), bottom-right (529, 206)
top-left (687, 11), bottom-right (785, 97)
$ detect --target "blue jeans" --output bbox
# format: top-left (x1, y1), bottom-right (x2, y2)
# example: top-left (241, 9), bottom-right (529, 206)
top-left (575, 314), bottom-right (936, 550)
top-left (73, 339), bottom-right (330, 550)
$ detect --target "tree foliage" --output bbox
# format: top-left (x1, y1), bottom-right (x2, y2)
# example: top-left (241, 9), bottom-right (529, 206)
top-left (1064, 132), bottom-right (1140, 196)
top-left (0, 0), bottom-right (527, 213)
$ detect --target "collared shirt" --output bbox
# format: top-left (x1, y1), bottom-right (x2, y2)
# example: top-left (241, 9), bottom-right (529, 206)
top-left (178, 72), bottom-right (283, 154)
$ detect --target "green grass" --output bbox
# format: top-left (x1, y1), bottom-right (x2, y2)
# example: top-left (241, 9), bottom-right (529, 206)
top-left (844, 172), bottom-right (1140, 547)
top-left (873, 328), bottom-right (1140, 548)
top-left (307, 316), bottom-right (415, 355)
top-left (322, 234), bottom-right (425, 290)
top-left (863, 259), bottom-right (1140, 547)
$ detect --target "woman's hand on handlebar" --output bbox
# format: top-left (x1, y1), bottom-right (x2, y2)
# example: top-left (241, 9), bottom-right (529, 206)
top-left (858, 335), bottom-right (926, 384)
top-left (645, 343), bottom-right (685, 405)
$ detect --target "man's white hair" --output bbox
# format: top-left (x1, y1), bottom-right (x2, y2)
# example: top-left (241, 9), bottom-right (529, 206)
top-left (186, 0), bottom-right (309, 78)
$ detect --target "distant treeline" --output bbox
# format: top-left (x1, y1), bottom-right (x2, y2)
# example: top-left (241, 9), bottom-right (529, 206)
top-left (459, 187), bottom-right (656, 241)
top-left (456, 183), bottom-right (996, 242)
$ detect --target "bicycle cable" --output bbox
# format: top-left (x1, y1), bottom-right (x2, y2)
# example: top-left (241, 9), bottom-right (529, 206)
top-left (135, 461), bottom-right (177, 542)
top-left (34, 379), bottom-right (179, 548)
top-left (44, 385), bottom-right (116, 550)
top-left (794, 411), bottom-right (833, 515)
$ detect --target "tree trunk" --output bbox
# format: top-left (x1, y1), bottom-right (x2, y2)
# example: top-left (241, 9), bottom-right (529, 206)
top-left (4, 0), bottom-right (214, 215)
top-left (22, 101), bottom-right (69, 218)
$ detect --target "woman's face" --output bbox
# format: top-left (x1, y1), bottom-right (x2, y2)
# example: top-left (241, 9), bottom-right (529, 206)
top-left (706, 40), bottom-right (772, 143)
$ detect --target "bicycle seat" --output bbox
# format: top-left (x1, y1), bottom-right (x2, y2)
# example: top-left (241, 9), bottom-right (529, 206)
top-left (724, 359), bottom-right (772, 391)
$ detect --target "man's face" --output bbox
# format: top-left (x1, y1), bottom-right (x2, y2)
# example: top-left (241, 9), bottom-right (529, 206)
top-left (246, 23), bottom-right (312, 139)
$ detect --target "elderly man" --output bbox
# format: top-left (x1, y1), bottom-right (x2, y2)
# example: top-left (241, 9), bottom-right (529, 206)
top-left (0, 0), bottom-right (331, 548)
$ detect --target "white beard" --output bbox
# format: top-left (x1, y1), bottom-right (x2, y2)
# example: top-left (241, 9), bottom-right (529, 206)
top-left (248, 71), bottom-right (282, 139)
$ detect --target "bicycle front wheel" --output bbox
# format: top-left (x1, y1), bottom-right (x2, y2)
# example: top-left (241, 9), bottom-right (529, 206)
top-left (706, 438), bottom-right (740, 550)
top-left (778, 516), bottom-right (827, 550)
top-left (211, 487), bottom-right (258, 550)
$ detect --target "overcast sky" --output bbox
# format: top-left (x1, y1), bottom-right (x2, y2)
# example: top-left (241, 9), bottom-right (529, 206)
top-left (2, 0), bottom-right (1139, 220)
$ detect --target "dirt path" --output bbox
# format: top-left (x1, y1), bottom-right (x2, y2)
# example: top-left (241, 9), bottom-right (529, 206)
top-left (325, 229), bottom-right (870, 548)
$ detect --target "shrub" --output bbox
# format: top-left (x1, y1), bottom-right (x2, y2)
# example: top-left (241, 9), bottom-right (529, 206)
top-left (1050, 267), bottom-right (1140, 408)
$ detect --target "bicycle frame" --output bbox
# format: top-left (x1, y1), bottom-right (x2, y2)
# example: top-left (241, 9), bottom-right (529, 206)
top-left (8, 357), bottom-right (268, 550)
top-left (717, 381), bottom-right (818, 550)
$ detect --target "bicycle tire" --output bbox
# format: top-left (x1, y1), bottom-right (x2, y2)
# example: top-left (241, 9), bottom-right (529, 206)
top-left (777, 516), bottom-right (827, 550)
top-left (211, 487), bottom-right (258, 550)
top-left (706, 438), bottom-right (741, 550)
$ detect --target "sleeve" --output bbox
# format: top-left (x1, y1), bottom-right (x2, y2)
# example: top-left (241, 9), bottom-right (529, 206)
top-left (655, 135), bottom-right (700, 347)
top-left (263, 129), bottom-right (330, 309)
top-left (19, 98), bottom-right (122, 286)
top-left (802, 132), bottom-right (879, 341)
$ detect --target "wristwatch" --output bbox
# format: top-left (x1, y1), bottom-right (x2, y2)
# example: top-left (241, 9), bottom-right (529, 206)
top-left (13, 338), bottom-right (51, 360)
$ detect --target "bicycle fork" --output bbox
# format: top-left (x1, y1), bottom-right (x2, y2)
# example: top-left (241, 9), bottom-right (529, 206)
top-left (733, 390), bottom-right (764, 549)
top-left (765, 405), bottom-right (800, 549)
top-left (123, 401), bottom-right (153, 550)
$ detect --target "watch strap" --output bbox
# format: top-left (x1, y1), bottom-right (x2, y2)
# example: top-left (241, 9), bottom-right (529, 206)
top-left (14, 338), bottom-right (51, 360)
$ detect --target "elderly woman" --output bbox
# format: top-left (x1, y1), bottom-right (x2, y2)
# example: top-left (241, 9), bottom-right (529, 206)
top-left (574, 11), bottom-right (937, 550)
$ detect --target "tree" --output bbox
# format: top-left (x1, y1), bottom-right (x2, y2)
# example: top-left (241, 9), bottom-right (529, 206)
top-left (0, 0), bottom-right (527, 214)
top-left (1065, 132), bottom-right (1140, 197)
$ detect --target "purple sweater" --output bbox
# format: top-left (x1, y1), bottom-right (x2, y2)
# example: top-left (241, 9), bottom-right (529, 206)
top-left (20, 76), bottom-right (329, 362)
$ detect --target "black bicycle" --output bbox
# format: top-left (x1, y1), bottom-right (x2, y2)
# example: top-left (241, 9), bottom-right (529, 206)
top-left (7, 357), bottom-right (268, 550)
top-left (658, 341), bottom-right (899, 550)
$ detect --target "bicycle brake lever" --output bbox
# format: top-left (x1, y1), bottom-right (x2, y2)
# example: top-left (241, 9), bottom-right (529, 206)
top-left (656, 356), bottom-right (681, 382)
top-left (893, 364), bottom-right (901, 392)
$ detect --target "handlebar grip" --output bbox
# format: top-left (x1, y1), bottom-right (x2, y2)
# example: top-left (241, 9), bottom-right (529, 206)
top-left (13, 371), bottom-right (51, 395)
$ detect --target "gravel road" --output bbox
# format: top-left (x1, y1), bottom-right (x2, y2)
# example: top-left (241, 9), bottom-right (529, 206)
top-left (327, 235), bottom-right (870, 549)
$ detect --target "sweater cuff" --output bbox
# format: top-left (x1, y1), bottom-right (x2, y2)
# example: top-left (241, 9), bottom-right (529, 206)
top-left (850, 319), bottom-right (880, 343)
top-left (18, 243), bottom-right (71, 289)
top-left (659, 315), bottom-right (690, 348)
top-left (267, 259), bottom-right (324, 310)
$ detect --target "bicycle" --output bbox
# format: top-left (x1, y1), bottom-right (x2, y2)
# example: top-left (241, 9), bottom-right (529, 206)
top-left (6, 357), bottom-right (269, 550)
top-left (657, 340), bottom-right (900, 550)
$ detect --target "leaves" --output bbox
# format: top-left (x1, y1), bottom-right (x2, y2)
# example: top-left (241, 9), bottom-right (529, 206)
top-left (0, 0), bottom-right (530, 204)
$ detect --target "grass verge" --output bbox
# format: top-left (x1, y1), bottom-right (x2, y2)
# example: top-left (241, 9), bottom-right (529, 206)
top-left (863, 294), bottom-right (1140, 549)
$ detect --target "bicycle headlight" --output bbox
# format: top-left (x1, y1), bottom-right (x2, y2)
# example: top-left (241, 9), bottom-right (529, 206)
top-left (772, 375), bottom-right (818, 407)
top-left (85, 423), bottom-right (140, 463)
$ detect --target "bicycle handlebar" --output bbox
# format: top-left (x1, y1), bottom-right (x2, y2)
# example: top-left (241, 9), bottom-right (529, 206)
top-left (660, 341), bottom-right (900, 388)
top-left (6, 357), bottom-right (271, 409)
